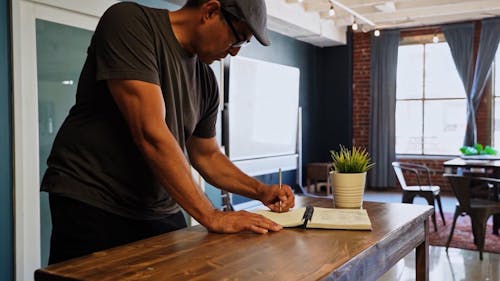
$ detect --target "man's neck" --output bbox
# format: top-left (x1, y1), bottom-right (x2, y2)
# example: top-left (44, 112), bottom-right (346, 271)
top-left (168, 9), bottom-right (197, 56)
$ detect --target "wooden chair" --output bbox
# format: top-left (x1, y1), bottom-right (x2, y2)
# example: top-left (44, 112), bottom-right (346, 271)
top-left (444, 174), bottom-right (500, 260)
top-left (306, 163), bottom-right (333, 196)
top-left (392, 161), bottom-right (446, 231)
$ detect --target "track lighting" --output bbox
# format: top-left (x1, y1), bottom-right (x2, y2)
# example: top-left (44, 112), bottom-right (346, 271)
top-left (328, 4), bottom-right (335, 17)
top-left (432, 34), bottom-right (439, 43)
top-left (352, 19), bottom-right (358, 31)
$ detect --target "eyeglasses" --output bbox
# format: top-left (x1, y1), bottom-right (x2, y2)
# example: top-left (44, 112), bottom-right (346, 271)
top-left (221, 9), bottom-right (251, 48)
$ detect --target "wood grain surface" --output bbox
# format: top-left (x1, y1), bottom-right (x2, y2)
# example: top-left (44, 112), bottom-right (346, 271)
top-left (35, 196), bottom-right (433, 281)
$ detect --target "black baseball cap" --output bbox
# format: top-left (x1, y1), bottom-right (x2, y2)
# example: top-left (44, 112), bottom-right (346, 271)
top-left (219, 0), bottom-right (271, 46)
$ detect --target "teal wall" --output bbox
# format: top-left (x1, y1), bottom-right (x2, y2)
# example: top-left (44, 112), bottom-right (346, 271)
top-left (0, 0), bottom-right (13, 280)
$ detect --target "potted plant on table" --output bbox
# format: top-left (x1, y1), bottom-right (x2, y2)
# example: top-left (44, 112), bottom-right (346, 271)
top-left (459, 143), bottom-right (498, 159)
top-left (330, 145), bottom-right (375, 209)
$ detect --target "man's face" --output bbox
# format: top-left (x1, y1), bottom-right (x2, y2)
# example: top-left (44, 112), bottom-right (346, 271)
top-left (196, 8), bottom-right (252, 64)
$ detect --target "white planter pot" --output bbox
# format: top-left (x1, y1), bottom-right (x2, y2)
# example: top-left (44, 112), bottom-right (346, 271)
top-left (331, 171), bottom-right (367, 209)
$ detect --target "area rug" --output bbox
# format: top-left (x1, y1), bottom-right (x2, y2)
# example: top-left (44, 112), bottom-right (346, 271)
top-left (428, 212), bottom-right (500, 254)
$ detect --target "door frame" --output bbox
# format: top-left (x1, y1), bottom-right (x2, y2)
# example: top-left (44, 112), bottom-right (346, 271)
top-left (11, 0), bottom-right (116, 279)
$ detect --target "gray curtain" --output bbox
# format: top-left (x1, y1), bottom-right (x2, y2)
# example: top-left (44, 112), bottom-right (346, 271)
top-left (443, 23), bottom-right (475, 94)
top-left (368, 29), bottom-right (400, 189)
top-left (444, 18), bottom-right (500, 145)
top-left (468, 17), bottom-right (500, 142)
top-left (443, 23), bottom-right (475, 145)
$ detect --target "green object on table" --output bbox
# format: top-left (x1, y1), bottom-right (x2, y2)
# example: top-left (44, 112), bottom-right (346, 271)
top-left (459, 144), bottom-right (497, 155)
top-left (483, 146), bottom-right (497, 155)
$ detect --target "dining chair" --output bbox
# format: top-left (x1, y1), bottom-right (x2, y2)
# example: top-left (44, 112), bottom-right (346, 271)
top-left (444, 174), bottom-right (500, 260)
top-left (392, 161), bottom-right (446, 231)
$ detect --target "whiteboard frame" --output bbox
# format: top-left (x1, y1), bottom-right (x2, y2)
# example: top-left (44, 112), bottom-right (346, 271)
top-left (225, 56), bottom-right (300, 162)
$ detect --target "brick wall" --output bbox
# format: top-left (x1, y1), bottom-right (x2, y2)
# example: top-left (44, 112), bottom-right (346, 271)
top-left (352, 23), bottom-right (491, 193)
top-left (352, 32), bottom-right (371, 149)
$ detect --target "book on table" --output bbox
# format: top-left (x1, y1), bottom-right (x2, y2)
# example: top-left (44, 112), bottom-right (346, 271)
top-left (254, 206), bottom-right (372, 230)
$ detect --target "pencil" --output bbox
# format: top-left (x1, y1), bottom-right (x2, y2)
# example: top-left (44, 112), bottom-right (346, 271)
top-left (279, 168), bottom-right (282, 212)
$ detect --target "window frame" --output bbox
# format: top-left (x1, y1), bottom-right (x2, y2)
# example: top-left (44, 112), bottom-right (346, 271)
top-left (396, 38), bottom-right (467, 156)
top-left (492, 47), bottom-right (500, 147)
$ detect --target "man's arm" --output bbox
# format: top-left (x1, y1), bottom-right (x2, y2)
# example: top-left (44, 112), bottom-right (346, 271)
top-left (107, 79), bottom-right (282, 233)
top-left (186, 136), bottom-right (295, 212)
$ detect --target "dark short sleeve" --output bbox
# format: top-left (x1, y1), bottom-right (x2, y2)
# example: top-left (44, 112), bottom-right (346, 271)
top-left (93, 2), bottom-right (159, 85)
top-left (193, 66), bottom-right (220, 138)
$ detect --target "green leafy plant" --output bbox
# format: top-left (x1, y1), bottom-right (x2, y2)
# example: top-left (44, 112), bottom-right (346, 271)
top-left (330, 145), bottom-right (375, 173)
top-left (459, 143), bottom-right (497, 155)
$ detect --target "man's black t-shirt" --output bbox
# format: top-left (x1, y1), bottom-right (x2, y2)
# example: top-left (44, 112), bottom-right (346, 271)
top-left (41, 2), bottom-right (220, 220)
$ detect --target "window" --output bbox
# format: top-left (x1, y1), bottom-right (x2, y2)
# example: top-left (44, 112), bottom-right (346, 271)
top-left (396, 42), bottom-right (467, 155)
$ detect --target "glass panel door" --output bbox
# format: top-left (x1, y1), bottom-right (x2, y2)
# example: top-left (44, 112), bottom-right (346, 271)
top-left (36, 19), bottom-right (93, 266)
top-left (14, 1), bottom-right (110, 276)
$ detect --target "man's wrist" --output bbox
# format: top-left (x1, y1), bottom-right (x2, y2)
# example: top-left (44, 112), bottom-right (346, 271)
top-left (201, 208), bottom-right (222, 231)
top-left (255, 182), bottom-right (269, 201)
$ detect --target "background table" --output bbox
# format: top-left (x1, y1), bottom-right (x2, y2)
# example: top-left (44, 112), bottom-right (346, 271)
top-left (444, 157), bottom-right (500, 234)
top-left (35, 196), bottom-right (433, 281)
top-left (443, 157), bottom-right (500, 177)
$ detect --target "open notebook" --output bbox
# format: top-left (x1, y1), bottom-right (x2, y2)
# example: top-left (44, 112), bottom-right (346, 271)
top-left (254, 206), bottom-right (372, 230)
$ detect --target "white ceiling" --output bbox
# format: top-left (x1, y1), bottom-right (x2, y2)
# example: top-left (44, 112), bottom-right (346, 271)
top-left (156, 1), bottom-right (500, 47)
top-left (271, 0), bottom-right (500, 47)
top-left (297, 0), bottom-right (500, 29)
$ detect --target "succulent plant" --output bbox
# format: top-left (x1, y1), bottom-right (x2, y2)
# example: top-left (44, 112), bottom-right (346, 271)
top-left (330, 145), bottom-right (375, 173)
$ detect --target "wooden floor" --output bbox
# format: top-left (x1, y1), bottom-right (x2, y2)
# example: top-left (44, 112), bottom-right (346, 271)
top-left (378, 246), bottom-right (499, 281)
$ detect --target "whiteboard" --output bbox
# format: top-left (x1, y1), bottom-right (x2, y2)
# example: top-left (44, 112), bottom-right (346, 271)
top-left (227, 56), bottom-right (300, 161)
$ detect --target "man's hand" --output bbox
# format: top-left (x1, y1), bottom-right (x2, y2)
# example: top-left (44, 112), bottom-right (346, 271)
top-left (259, 184), bottom-right (295, 213)
top-left (207, 210), bottom-right (283, 234)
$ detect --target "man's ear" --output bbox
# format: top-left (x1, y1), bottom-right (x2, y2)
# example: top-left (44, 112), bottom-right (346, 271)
top-left (201, 0), bottom-right (222, 22)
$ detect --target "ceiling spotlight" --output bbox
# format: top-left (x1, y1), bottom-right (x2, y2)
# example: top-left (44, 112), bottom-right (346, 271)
top-left (374, 29), bottom-right (381, 37)
top-left (432, 34), bottom-right (439, 43)
top-left (352, 20), bottom-right (359, 31)
top-left (328, 5), bottom-right (335, 17)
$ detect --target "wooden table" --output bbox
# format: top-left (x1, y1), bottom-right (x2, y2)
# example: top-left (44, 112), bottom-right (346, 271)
top-left (444, 157), bottom-right (500, 234)
top-left (443, 157), bottom-right (500, 177)
top-left (35, 196), bottom-right (433, 281)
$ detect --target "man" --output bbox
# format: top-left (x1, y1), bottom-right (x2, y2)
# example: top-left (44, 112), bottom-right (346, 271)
top-left (41, 0), bottom-right (295, 264)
